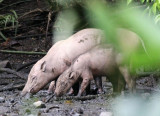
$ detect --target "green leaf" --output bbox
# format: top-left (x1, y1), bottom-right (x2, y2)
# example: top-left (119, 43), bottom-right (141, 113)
top-left (157, 0), bottom-right (160, 4)
top-left (140, 0), bottom-right (145, 3)
top-left (127, 0), bottom-right (132, 5)
top-left (11, 10), bottom-right (18, 19)
top-left (152, 2), bottom-right (157, 15)
top-left (154, 14), bottom-right (160, 23)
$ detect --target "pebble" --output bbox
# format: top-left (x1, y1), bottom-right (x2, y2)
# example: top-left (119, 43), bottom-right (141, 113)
top-left (76, 108), bottom-right (83, 114)
top-left (33, 101), bottom-right (46, 108)
top-left (0, 97), bottom-right (5, 103)
top-left (99, 111), bottom-right (113, 116)
top-left (10, 98), bottom-right (14, 103)
top-left (28, 114), bottom-right (37, 116)
top-left (72, 113), bottom-right (81, 116)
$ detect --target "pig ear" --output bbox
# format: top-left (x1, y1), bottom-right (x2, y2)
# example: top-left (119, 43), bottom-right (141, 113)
top-left (40, 61), bottom-right (46, 72)
top-left (69, 72), bottom-right (75, 79)
top-left (63, 59), bottom-right (71, 66)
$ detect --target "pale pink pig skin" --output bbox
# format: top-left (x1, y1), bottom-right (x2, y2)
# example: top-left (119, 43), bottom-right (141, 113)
top-left (55, 45), bottom-right (126, 97)
top-left (21, 28), bottom-right (106, 96)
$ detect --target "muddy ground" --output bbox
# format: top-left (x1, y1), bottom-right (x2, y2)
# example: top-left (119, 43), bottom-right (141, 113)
top-left (0, 73), bottom-right (159, 116)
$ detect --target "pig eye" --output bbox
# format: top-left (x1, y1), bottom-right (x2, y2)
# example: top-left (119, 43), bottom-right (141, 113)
top-left (68, 72), bottom-right (72, 77)
top-left (31, 76), bottom-right (36, 83)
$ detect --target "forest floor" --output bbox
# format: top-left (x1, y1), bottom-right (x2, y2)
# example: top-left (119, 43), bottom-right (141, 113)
top-left (0, 0), bottom-right (160, 116)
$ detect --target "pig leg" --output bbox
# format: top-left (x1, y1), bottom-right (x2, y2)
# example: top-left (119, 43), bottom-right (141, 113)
top-left (94, 77), bottom-right (103, 94)
top-left (117, 73), bottom-right (126, 93)
top-left (108, 69), bottom-right (125, 93)
top-left (77, 71), bottom-right (93, 96)
top-left (80, 80), bottom-right (91, 96)
top-left (48, 81), bottom-right (56, 93)
top-left (67, 88), bottom-right (74, 96)
top-left (77, 78), bottom-right (90, 96)
top-left (119, 66), bottom-right (132, 90)
top-left (119, 66), bottom-right (137, 93)
top-left (48, 81), bottom-right (75, 95)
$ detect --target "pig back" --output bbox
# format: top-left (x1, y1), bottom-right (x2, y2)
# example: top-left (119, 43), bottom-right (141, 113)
top-left (64, 28), bottom-right (106, 60)
top-left (88, 45), bottom-right (118, 76)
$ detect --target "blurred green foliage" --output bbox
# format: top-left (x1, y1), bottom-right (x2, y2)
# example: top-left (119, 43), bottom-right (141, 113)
top-left (0, 2), bottom-right (18, 40)
top-left (87, 0), bottom-right (160, 70)
top-left (49, 0), bottom-right (160, 70)
top-left (128, 0), bottom-right (160, 23)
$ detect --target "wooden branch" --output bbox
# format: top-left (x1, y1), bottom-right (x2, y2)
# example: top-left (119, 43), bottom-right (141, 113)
top-left (0, 50), bottom-right (46, 55)
top-left (11, 33), bottom-right (52, 40)
top-left (0, 25), bottom-right (21, 31)
top-left (46, 94), bottom-right (100, 103)
top-left (45, 11), bottom-right (52, 49)
top-left (18, 8), bottom-right (43, 20)
top-left (16, 60), bottom-right (38, 71)
top-left (0, 0), bottom-right (32, 11)
top-left (0, 68), bottom-right (27, 80)
top-left (0, 83), bottom-right (25, 92)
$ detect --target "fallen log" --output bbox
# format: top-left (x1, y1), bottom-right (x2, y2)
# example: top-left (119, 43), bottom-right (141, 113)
top-left (0, 68), bottom-right (27, 80)
top-left (0, 50), bottom-right (46, 55)
top-left (0, 83), bottom-right (25, 92)
top-left (16, 60), bottom-right (37, 71)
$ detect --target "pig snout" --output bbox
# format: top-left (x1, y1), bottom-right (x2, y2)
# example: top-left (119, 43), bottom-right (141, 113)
top-left (21, 90), bottom-right (28, 97)
top-left (21, 85), bottom-right (30, 96)
top-left (21, 88), bottom-right (31, 97)
top-left (54, 91), bottom-right (62, 97)
top-left (54, 85), bottom-right (66, 97)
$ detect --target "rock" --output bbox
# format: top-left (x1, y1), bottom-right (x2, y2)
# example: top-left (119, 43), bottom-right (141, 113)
top-left (0, 97), bottom-right (5, 103)
top-left (33, 101), bottom-right (46, 108)
top-left (76, 108), bottom-right (83, 114)
top-left (99, 111), bottom-right (113, 116)
top-left (72, 113), bottom-right (81, 116)
top-left (28, 114), bottom-right (36, 116)
top-left (10, 98), bottom-right (14, 103)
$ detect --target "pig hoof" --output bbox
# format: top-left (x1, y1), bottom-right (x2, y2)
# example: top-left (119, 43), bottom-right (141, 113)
top-left (77, 93), bottom-right (82, 97)
top-left (47, 91), bottom-right (53, 95)
top-left (97, 90), bottom-right (105, 94)
top-left (66, 93), bottom-right (74, 96)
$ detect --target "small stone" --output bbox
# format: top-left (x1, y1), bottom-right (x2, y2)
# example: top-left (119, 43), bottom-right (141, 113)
top-left (10, 98), bottom-right (14, 103)
top-left (0, 97), bottom-right (5, 103)
top-left (72, 113), bottom-right (80, 116)
top-left (76, 108), bottom-right (83, 114)
top-left (99, 111), bottom-right (112, 116)
top-left (28, 114), bottom-right (36, 116)
top-left (33, 101), bottom-right (46, 108)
